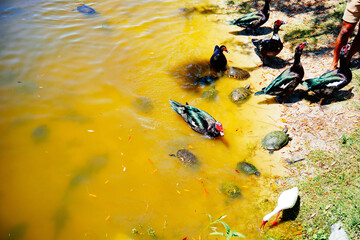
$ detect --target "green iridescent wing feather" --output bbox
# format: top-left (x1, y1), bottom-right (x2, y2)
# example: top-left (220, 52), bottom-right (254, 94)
top-left (185, 105), bottom-right (213, 130)
top-left (303, 71), bottom-right (343, 90)
top-left (264, 68), bottom-right (297, 93)
top-left (233, 12), bottom-right (262, 26)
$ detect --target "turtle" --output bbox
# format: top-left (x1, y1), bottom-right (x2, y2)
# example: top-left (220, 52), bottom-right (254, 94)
top-left (170, 149), bottom-right (198, 166)
top-left (261, 127), bottom-right (289, 153)
top-left (229, 84), bottom-right (252, 104)
top-left (220, 182), bottom-right (241, 198)
top-left (236, 161), bottom-right (260, 176)
top-left (202, 86), bottom-right (218, 101)
top-left (225, 67), bottom-right (250, 80)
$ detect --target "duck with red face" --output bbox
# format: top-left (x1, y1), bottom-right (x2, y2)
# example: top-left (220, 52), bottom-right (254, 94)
top-left (252, 20), bottom-right (286, 61)
top-left (169, 100), bottom-right (224, 138)
top-left (255, 42), bottom-right (308, 102)
top-left (302, 44), bottom-right (352, 104)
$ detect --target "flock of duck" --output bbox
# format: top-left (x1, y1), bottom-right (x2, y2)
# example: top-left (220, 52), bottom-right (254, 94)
top-left (170, 0), bottom-right (353, 139)
top-left (169, 0), bottom-right (353, 232)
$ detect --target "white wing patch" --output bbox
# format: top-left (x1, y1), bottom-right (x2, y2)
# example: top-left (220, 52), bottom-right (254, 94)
top-left (327, 81), bottom-right (343, 87)
top-left (280, 81), bottom-right (292, 89)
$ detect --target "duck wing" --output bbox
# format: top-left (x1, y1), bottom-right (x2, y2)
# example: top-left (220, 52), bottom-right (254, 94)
top-left (256, 68), bottom-right (298, 95)
top-left (302, 70), bottom-right (346, 90)
top-left (231, 11), bottom-right (263, 27)
top-left (184, 105), bottom-right (216, 130)
top-left (252, 38), bottom-right (267, 51)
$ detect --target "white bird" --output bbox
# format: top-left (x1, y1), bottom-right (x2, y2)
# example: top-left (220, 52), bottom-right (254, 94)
top-left (260, 186), bottom-right (299, 232)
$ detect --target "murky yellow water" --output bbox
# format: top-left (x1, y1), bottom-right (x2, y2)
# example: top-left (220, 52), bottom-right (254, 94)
top-left (0, 0), bottom-right (290, 239)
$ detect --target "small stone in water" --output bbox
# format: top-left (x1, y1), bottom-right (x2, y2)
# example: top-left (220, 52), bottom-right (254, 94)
top-left (77, 4), bottom-right (96, 15)
top-left (31, 125), bottom-right (49, 143)
top-left (133, 97), bottom-right (153, 113)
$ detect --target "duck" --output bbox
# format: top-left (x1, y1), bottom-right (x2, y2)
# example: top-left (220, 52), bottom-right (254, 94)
top-left (254, 42), bottom-right (308, 102)
top-left (302, 44), bottom-right (352, 104)
top-left (210, 45), bottom-right (229, 72)
top-left (227, 0), bottom-right (271, 33)
top-left (169, 100), bottom-right (224, 138)
top-left (252, 20), bottom-right (286, 62)
top-left (260, 187), bottom-right (299, 232)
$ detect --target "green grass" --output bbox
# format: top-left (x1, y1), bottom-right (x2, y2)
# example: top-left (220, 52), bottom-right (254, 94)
top-left (283, 0), bottom-right (347, 50)
top-left (297, 129), bottom-right (360, 239)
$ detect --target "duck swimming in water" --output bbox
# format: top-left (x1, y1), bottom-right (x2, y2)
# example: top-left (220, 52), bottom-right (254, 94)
top-left (210, 45), bottom-right (229, 72)
top-left (169, 100), bottom-right (224, 138)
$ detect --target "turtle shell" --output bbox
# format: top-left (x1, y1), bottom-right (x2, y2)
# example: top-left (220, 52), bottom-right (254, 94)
top-left (225, 67), bottom-right (250, 80)
top-left (176, 149), bottom-right (198, 166)
top-left (202, 86), bottom-right (218, 101)
top-left (261, 129), bottom-right (289, 153)
top-left (229, 85), bottom-right (252, 104)
top-left (220, 182), bottom-right (241, 198)
top-left (236, 161), bottom-right (260, 176)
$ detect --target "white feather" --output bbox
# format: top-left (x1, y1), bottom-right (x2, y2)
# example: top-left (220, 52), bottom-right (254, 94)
top-left (327, 81), bottom-right (343, 87)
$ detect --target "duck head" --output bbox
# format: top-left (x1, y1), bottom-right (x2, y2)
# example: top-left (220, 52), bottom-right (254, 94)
top-left (273, 20), bottom-right (286, 33)
top-left (340, 43), bottom-right (351, 57)
top-left (294, 42), bottom-right (308, 59)
top-left (219, 45), bottom-right (229, 53)
top-left (274, 20), bottom-right (286, 27)
top-left (296, 42), bottom-right (309, 51)
top-left (215, 122), bottom-right (224, 136)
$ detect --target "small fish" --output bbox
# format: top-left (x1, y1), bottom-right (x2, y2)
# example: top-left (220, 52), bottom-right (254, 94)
top-left (77, 4), bottom-right (96, 15)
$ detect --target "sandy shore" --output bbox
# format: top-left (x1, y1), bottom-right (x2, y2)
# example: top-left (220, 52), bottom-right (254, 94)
top-left (215, 0), bottom-right (360, 161)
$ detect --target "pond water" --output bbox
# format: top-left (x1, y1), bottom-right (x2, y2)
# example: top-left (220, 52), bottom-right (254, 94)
top-left (0, 0), bottom-right (290, 239)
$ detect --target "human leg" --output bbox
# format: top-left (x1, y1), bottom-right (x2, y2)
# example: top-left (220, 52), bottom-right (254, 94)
top-left (346, 22), bottom-right (360, 64)
top-left (330, 21), bottom-right (356, 70)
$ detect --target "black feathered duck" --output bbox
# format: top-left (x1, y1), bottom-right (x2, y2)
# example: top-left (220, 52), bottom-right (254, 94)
top-left (227, 0), bottom-right (271, 33)
top-left (169, 100), bottom-right (224, 138)
top-left (254, 42), bottom-right (308, 102)
top-left (302, 44), bottom-right (352, 104)
top-left (210, 45), bottom-right (229, 72)
top-left (252, 20), bottom-right (286, 62)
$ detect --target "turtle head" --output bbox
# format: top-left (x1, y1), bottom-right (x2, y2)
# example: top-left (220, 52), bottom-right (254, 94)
top-left (282, 126), bottom-right (288, 133)
top-left (215, 122), bottom-right (224, 137)
top-left (219, 45), bottom-right (229, 53)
